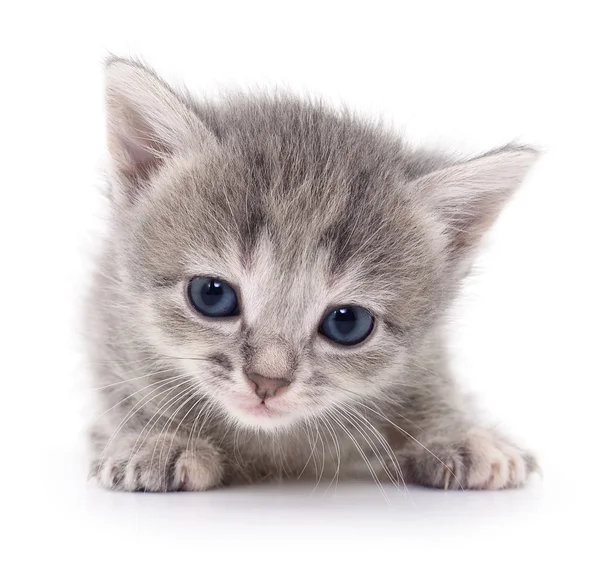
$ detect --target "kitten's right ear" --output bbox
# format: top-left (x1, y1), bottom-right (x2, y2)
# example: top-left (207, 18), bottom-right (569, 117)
top-left (105, 57), bottom-right (212, 201)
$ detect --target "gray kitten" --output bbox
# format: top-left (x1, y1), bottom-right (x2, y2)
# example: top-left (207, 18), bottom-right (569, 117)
top-left (87, 57), bottom-right (538, 492)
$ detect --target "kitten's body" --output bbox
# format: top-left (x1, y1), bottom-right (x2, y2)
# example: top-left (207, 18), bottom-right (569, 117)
top-left (88, 58), bottom-right (537, 491)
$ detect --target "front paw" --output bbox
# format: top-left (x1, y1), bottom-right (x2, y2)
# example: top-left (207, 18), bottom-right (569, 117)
top-left (92, 434), bottom-right (224, 492)
top-left (404, 428), bottom-right (538, 490)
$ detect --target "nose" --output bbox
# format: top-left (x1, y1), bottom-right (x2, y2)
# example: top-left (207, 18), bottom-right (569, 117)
top-left (245, 372), bottom-right (291, 400)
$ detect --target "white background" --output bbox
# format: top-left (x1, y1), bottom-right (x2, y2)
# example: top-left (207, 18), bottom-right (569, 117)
top-left (2, 1), bottom-right (599, 564)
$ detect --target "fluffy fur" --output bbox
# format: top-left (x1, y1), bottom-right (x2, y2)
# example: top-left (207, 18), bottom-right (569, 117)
top-left (87, 57), bottom-right (538, 492)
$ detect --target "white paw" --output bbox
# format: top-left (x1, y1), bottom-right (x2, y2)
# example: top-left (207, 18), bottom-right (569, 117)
top-left (459, 428), bottom-right (534, 489)
top-left (405, 427), bottom-right (538, 490)
top-left (92, 434), bottom-right (224, 492)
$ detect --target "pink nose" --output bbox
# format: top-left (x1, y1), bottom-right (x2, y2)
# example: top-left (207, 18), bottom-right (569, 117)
top-left (246, 372), bottom-right (290, 400)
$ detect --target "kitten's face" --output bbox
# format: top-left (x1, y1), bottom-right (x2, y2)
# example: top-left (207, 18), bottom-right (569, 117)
top-left (122, 153), bottom-right (446, 430)
top-left (105, 58), bottom-right (536, 432)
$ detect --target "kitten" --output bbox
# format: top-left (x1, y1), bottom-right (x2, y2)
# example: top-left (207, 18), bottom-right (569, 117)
top-left (87, 57), bottom-right (538, 492)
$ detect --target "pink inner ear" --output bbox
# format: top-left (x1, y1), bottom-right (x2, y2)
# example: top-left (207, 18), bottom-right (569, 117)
top-left (107, 98), bottom-right (170, 184)
top-left (119, 132), bottom-right (159, 178)
top-left (110, 116), bottom-right (170, 184)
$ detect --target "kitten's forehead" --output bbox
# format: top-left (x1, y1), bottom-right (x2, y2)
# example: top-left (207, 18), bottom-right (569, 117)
top-left (132, 146), bottom-right (441, 323)
top-left (176, 153), bottom-right (417, 272)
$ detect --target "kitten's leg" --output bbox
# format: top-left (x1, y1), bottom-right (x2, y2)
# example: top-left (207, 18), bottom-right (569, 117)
top-left (91, 431), bottom-right (224, 492)
top-left (369, 343), bottom-right (540, 490)
top-left (395, 426), bottom-right (539, 490)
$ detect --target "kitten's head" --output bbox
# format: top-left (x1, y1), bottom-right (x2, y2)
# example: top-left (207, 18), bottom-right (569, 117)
top-left (104, 58), bottom-right (537, 431)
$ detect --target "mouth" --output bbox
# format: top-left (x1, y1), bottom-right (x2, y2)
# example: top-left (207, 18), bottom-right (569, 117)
top-left (237, 398), bottom-right (282, 418)
top-left (228, 394), bottom-right (295, 429)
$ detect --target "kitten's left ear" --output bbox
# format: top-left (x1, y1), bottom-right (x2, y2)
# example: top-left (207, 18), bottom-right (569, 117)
top-left (411, 145), bottom-right (539, 261)
top-left (105, 57), bottom-right (214, 201)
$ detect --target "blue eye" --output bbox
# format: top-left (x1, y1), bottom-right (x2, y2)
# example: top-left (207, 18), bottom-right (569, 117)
top-left (319, 305), bottom-right (374, 346)
top-left (187, 277), bottom-right (239, 317)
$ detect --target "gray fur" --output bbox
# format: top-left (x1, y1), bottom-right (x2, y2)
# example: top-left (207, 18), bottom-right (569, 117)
top-left (87, 57), bottom-right (538, 492)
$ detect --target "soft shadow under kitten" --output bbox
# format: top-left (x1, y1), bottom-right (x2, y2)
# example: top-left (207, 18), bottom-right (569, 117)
top-left (87, 57), bottom-right (538, 492)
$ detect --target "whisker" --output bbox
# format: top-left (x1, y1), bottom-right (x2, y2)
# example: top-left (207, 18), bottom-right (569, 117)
top-left (233, 425), bottom-right (244, 470)
top-left (348, 399), bottom-right (464, 491)
top-left (338, 403), bottom-right (413, 503)
top-left (339, 402), bottom-right (406, 487)
top-left (312, 420), bottom-right (326, 492)
top-left (92, 373), bottom-right (194, 419)
top-left (336, 405), bottom-right (400, 489)
top-left (125, 383), bottom-right (200, 479)
top-left (318, 415), bottom-right (342, 494)
top-left (195, 398), bottom-right (220, 443)
top-left (186, 397), bottom-right (208, 453)
top-left (96, 377), bottom-right (194, 473)
top-left (297, 420), bottom-right (318, 480)
top-left (327, 408), bottom-right (390, 504)
top-left (153, 384), bottom-right (203, 487)
top-left (126, 390), bottom-right (185, 458)
top-left (91, 368), bottom-right (176, 391)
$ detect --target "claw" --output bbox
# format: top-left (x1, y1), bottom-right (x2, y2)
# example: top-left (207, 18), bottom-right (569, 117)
top-left (528, 456), bottom-right (543, 479)
top-left (444, 467), bottom-right (451, 490)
